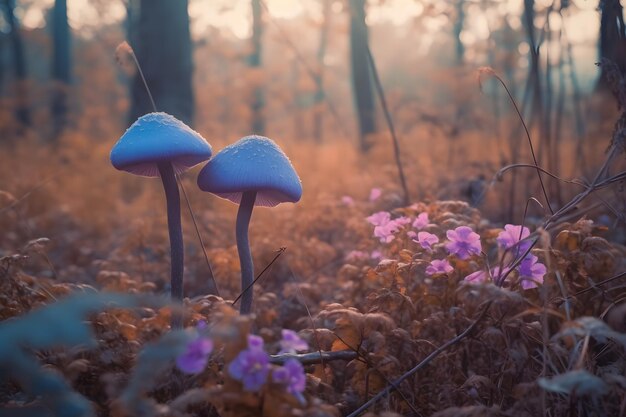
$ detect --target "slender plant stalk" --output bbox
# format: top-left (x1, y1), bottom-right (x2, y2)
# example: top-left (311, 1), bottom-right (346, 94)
top-left (236, 191), bottom-right (257, 314)
top-left (178, 176), bottom-right (220, 297)
top-left (123, 43), bottom-right (219, 297)
top-left (365, 45), bottom-right (410, 206)
top-left (488, 70), bottom-right (554, 215)
top-left (128, 46), bottom-right (157, 113)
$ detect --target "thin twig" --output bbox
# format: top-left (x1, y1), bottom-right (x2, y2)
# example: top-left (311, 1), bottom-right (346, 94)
top-left (365, 45), bottom-right (410, 206)
top-left (543, 145), bottom-right (619, 228)
top-left (177, 176), bottom-right (219, 296)
top-left (330, 330), bottom-right (421, 414)
top-left (0, 174), bottom-right (59, 216)
top-left (346, 300), bottom-right (493, 417)
top-left (553, 270), bottom-right (626, 304)
top-left (480, 69), bottom-right (554, 215)
top-left (495, 163), bottom-right (587, 187)
top-left (285, 263), bottom-right (327, 370)
top-left (232, 247), bottom-right (285, 307)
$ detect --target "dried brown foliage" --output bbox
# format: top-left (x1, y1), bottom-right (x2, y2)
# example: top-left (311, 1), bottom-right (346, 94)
top-left (2, 173), bottom-right (626, 417)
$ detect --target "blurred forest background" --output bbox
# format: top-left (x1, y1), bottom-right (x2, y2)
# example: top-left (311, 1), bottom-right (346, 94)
top-left (1, 0), bottom-right (626, 254)
top-left (4, 3), bottom-right (626, 416)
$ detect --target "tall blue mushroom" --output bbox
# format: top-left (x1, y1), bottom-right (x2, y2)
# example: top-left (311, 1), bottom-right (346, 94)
top-left (196, 135), bottom-right (302, 314)
top-left (110, 112), bottom-right (212, 325)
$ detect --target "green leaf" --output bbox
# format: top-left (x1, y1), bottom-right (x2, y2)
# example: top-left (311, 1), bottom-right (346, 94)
top-left (538, 370), bottom-right (608, 396)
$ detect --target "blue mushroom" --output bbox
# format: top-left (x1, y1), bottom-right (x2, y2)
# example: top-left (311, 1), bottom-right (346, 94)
top-left (110, 112), bottom-right (212, 327)
top-left (197, 135), bottom-right (302, 314)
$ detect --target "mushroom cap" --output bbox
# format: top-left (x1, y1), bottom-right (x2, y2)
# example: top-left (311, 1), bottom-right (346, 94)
top-left (110, 112), bottom-right (212, 177)
top-left (197, 135), bottom-right (302, 207)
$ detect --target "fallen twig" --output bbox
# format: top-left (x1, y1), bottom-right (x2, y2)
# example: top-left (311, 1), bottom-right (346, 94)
top-left (269, 349), bottom-right (358, 365)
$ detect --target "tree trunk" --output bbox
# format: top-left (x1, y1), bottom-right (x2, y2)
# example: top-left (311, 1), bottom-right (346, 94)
top-left (349, 0), bottom-right (376, 152)
top-left (51, 0), bottom-right (71, 138)
top-left (125, 0), bottom-right (140, 50)
top-left (129, 0), bottom-right (194, 126)
top-left (291, 58), bottom-right (304, 138)
top-left (453, 0), bottom-right (465, 65)
top-left (313, 0), bottom-right (331, 143)
top-left (597, 0), bottom-right (626, 90)
top-left (522, 0), bottom-right (543, 126)
top-left (2, 0), bottom-right (30, 128)
top-left (249, 0), bottom-right (265, 135)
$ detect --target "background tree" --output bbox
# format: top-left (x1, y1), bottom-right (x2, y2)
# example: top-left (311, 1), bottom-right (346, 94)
top-left (125, 0), bottom-right (140, 51)
top-left (1, 0), bottom-right (30, 128)
top-left (249, 0), bottom-right (265, 135)
top-left (51, 0), bottom-right (71, 138)
top-left (453, 0), bottom-right (464, 65)
top-left (597, 0), bottom-right (626, 90)
top-left (313, 0), bottom-right (331, 143)
top-left (522, 0), bottom-right (543, 128)
top-left (349, 0), bottom-right (376, 152)
top-left (129, 0), bottom-right (194, 126)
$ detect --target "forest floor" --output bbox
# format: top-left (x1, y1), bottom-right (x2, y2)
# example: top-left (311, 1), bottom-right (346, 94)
top-left (1, 83), bottom-right (626, 416)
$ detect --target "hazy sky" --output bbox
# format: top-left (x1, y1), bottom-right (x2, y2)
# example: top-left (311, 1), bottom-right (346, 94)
top-left (15, 0), bottom-right (601, 89)
top-left (18, 0), bottom-right (599, 43)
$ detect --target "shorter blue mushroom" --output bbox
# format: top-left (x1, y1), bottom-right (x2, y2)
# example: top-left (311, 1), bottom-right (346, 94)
top-left (110, 112), bottom-right (212, 326)
top-left (197, 135), bottom-right (302, 315)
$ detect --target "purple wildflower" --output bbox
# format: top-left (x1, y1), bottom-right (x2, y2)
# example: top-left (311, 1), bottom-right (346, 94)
top-left (345, 250), bottom-right (369, 262)
top-left (445, 226), bottom-right (482, 260)
top-left (374, 221), bottom-right (399, 243)
top-left (369, 188), bottom-right (382, 202)
top-left (279, 329), bottom-right (308, 354)
top-left (497, 224), bottom-right (532, 255)
top-left (497, 224), bottom-right (530, 248)
top-left (412, 212), bottom-right (429, 230)
top-left (395, 216), bottom-right (412, 226)
top-left (464, 265), bottom-right (511, 285)
top-left (491, 266), bottom-right (511, 282)
top-left (415, 231), bottom-right (439, 251)
top-left (464, 269), bottom-right (488, 284)
top-left (517, 254), bottom-right (546, 289)
top-left (370, 250), bottom-right (383, 260)
top-left (228, 335), bottom-right (270, 392)
top-left (273, 359), bottom-right (307, 399)
top-left (341, 196), bottom-right (355, 206)
top-left (407, 230), bottom-right (417, 239)
top-left (491, 266), bottom-right (512, 283)
top-left (247, 334), bottom-right (264, 350)
top-left (366, 211), bottom-right (391, 226)
top-left (176, 336), bottom-right (213, 374)
top-left (425, 259), bottom-right (453, 276)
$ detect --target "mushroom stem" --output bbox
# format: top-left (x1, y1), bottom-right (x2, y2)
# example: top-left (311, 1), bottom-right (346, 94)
top-left (236, 190), bottom-right (257, 314)
top-left (157, 161), bottom-right (184, 327)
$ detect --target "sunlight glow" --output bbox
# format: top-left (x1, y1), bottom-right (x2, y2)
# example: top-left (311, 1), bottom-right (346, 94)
top-left (190, 0), bottom-right (251, 39)
top-left (21, 5), bottom-right (47, 29)
top-left (368, 0), bottom-right (423, 25)
top-left (16, 0), bottom-right (601, 51)
top-left (265, 0), bottom-right (303, 19)
top-left (563, 9), bottom-right (599, 43)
